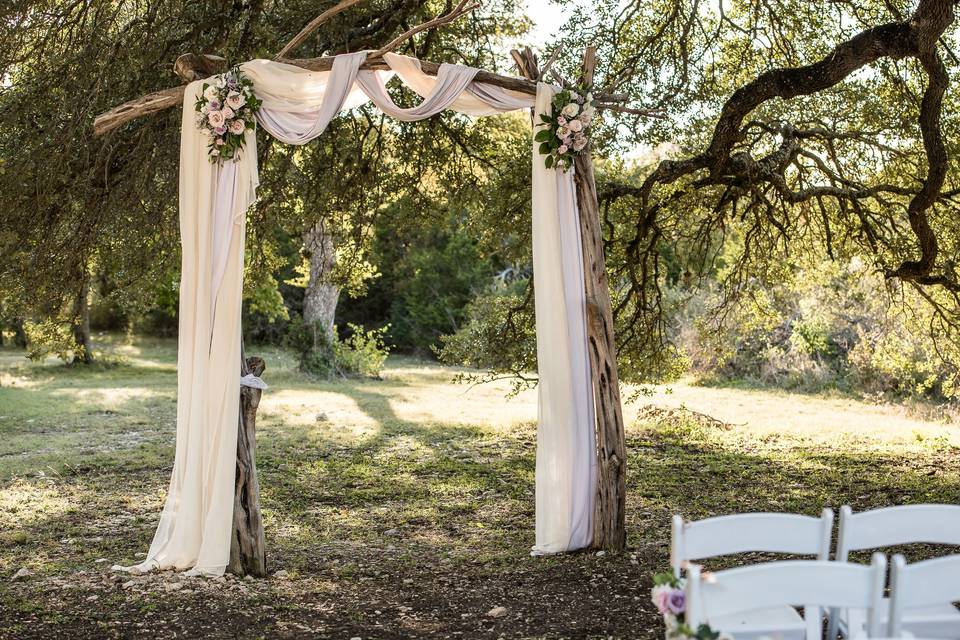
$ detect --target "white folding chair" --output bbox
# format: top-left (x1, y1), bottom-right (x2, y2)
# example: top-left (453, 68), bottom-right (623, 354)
top-left (671, 510), bottom-right (834, 640)
top-left (685, 555), bottom-right (887, 640)
top-left (888, 554), bottom-right (960, 639)
top-left (830, 504), bottom-right (960, 639)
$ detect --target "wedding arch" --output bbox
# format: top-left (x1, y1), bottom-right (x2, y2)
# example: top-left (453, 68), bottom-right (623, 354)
top-left (95, 1), bottom-right (634, 578)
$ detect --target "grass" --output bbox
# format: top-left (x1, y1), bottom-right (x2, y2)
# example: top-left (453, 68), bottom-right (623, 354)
top-left (1, 334), bottom-right (959, 638)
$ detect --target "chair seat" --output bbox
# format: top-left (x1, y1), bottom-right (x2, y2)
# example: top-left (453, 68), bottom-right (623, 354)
top-left (838, 599), bottom-right (960, 639)
top-left (710, 604), bottom-right (806, 640)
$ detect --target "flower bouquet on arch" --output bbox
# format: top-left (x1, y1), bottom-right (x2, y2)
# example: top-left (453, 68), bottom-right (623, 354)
top-left (534, 83), bottom-right (597, 172)
top-left (194, 67), bottom-right (262, 164)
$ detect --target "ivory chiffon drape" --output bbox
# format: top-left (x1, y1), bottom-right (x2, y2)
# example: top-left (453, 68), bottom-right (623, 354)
top-left (125, 52), bottom-right (596, 576)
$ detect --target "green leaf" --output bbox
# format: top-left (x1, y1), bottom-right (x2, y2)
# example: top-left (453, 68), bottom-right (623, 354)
top-left (539, 142), bottom-right (552, 155)
top-left (534, 129), bottom-right (553, 142)
top-left (544, 155), bottom-right (554, 169)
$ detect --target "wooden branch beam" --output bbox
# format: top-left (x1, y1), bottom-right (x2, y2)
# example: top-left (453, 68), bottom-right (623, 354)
top-left (275, 0), bottom-right (365, 59)
top-left (174, 53), bottom-right (227, 82)
top-left (93, 43), bottom-right (641, 137)
top-left (95, 54), bottom-right (607, 137)
top-left (94, 86), bottom-right (188, 136)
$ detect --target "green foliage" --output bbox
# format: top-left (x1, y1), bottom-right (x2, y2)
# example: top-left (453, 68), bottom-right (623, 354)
top-left (286, 317), bottom-right (390, 379)
top-left (439, 277), bottom-right (538, 396)
top-left (22, 320), bottom-right (81, 363)
top-left (678, 257), bottom-right (960, 400)
top-left (388, 229), bottom-right (492, 352)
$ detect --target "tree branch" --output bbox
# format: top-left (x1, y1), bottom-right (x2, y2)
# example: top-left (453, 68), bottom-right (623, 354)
top-left (275, 0), bottom-right (366, 59)
top-left (370, 0), bottom-right (479, 57)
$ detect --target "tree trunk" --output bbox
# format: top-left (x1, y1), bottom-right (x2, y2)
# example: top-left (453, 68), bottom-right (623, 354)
top-left (575, 47), bottom-right (628, 552)
top-left (302, 219), bottom-right (340, 344)
top-left (12, 320), bottom-right (27, 348)
top-left (72, 279), bottom-right (94, 364)
top-left (229, 352), bottom-right (268, 577)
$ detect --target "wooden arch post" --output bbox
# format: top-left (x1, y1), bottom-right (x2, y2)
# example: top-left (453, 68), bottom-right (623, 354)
top-left (514, 46), bottom-right (628, 552)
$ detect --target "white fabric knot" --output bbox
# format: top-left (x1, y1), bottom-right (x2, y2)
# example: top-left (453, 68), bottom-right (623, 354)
top-left (240, 374), bottom-right (267, 390)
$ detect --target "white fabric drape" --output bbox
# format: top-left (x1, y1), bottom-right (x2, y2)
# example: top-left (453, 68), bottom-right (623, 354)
top-left (115, 80), bottom-right (259, 577)
top-left (129, 53), bottom-right (597, 576)
top-left (530, 83), bottom-right (597, 554)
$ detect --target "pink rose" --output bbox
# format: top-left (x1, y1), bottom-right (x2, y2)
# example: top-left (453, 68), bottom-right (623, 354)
top-left (215, 138), bottom-right (225, 146)
top-left (557, 115), bottom-right (567, 126)
top-left (229, 119), bottom-right (246, 135)
top-left (558, 144), bottom-right (569, 154)
top-left (221, 106), bottom-right (235, 120)
top-left (207, 110), bottom-right (225, 128)
top-left (568, 119), bottom-right (583, 132)
top-left (655, 590), bottom-right (670, 615)
top-left (215, 125), bottom-right (227, 135)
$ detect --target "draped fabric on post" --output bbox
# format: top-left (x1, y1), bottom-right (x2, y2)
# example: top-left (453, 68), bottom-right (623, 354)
top-left (530, 85), bottom-right (597, 553)
top-left (128, 52), bottom-right (596, 576)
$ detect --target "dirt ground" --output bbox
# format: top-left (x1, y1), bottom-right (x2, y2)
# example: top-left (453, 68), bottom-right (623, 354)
top-left (2, 338), bottom-right (959, 638)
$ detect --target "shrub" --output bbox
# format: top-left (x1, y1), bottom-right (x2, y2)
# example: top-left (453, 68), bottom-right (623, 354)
top-left (286, 316), bottom-right (390, 379)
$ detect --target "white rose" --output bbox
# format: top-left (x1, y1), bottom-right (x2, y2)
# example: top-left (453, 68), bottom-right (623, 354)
top-left (581, 105), bottom-right (596, 121)
top-left (568, 119), bottom-right (583, 132)
top-left (203, 84), bottom-right (219, 101)
top-left (207, 110), bottom-right (225, 128)
top-left (226, 91), bottom-right (246, 110)
top-left (214, 75), bottom-right (226, 89)
top-left (561, 102), bottom-right (580, 117)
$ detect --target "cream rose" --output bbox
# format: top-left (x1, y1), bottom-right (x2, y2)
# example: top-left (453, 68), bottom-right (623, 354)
top-left (226, 91), bottom-right (246, 110)
top-left (561, 102), bottom-right (580, 117)
top-left (207, 110), bottom-right (226, 128)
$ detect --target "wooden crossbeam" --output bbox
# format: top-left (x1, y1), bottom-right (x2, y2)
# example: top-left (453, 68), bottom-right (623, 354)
top-left (93, 54), bottom-right (634, 136)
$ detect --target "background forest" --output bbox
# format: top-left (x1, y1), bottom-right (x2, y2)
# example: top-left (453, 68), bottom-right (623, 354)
top-left (2, 0), bottom-right (960, 404)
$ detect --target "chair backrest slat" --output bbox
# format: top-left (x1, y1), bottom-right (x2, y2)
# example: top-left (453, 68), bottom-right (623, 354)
top-left (672, 509), bottom-right (833, 575)
top-left (837, 504), bottom-right (960, 560)
top-left (889, 553), bottom-right (960, 636)
top-left (686, 555), bottom-right (887, 639)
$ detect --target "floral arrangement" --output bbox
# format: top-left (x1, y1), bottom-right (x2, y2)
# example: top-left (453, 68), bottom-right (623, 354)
top-left (194, 67), bottom-right (261, 164)
top-left (534, 83), bottom-right (597, 171)
top-left (652, 573), bottom-right (731, 640)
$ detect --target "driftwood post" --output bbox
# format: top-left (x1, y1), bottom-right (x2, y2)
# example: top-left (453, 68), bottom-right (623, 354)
top-left (513, 46), bottom-right (628, 551)
top-left (574, 46), bottom-right (628, 552)
top-left (229, 350), bottom-right (268, 577)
